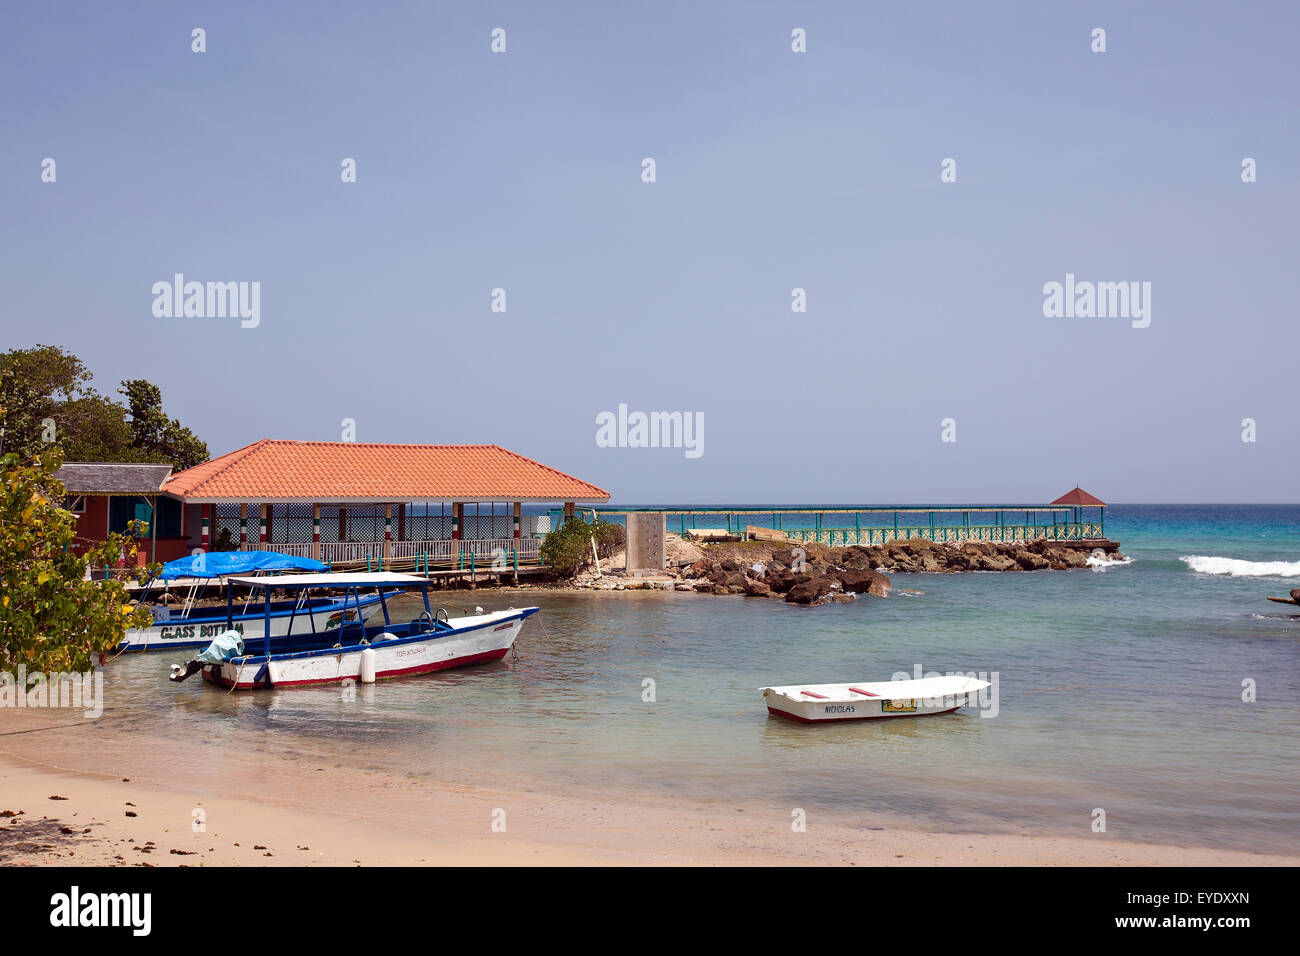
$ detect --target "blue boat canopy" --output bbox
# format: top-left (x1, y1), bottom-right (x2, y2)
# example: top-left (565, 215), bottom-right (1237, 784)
top-left (158, 550), bottom-right (326, 580)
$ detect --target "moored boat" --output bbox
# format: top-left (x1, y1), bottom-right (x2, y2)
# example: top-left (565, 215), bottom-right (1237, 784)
top-left (761, 675), bottom-right (990, 723)
top-left (121, 550), bottom-right (383, 651)
top-left (169, 572), bottom-right (539, 690)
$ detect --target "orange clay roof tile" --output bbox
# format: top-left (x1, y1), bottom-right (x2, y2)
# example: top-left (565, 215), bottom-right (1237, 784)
top-left (160, 440), bottom-right (609, 502)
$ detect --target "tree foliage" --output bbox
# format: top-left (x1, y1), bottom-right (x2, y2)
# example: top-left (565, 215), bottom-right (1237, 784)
top-left (0, 446), bottom-right (156, 675)
top-left (0, 345), bottom-right (207, 468)
top-left (539, 518), bottom-right (626, 577)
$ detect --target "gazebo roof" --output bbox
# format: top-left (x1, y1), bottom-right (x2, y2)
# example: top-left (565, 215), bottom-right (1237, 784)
top-left (1050, 486), bottom-right (1107, 507)
top-left (159, 439), bottom-right (610, 504)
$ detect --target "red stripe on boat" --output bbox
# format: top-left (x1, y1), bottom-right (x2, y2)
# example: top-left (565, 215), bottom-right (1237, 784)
top-left (800, 690), bottom-right (829, 699)
top-left (848, 687), bottom-right (880, 697)
top-left (202, 648), bottom-right (511, 690)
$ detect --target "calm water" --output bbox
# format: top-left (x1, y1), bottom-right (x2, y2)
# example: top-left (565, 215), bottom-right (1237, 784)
top-left (5, 505), bottom-right (1298, 852)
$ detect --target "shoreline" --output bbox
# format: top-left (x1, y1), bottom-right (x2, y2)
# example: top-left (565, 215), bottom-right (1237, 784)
top-left (2, 752), bottom-right (1293, 867)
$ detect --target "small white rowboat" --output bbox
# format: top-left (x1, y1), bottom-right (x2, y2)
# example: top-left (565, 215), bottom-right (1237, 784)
top-left (761, 675), bottom-right (990, 723)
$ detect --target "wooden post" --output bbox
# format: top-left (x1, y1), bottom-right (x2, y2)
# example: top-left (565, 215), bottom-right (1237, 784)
top-left (513, 501), bottom-right (521, 539)
top-left (239, 502), bottom-right (248, 549)
top-left (397, 502), bottom-right (406, 544)
top-left (312, 503), bottom-right (320, 561)
top-left (338, 507), bottom-right (347, 546)
top-left (563, 501), bottom-right (575, 524)
top-left (452, 502), bottom-right (462, 563)
top-left (260, 504), bottom-right (268, 546)
top-left (201, 504), bottom-right (210, 549)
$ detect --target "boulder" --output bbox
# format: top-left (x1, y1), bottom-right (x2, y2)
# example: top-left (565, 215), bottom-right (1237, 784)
top-left (981, 553), bottom-right (1019, 572)
top-left (1015, 551), bottom-right (1050, 571)
top-left (785, 575), bottom-right (836, 605)
top-left (743, 579), bottom-right (772, 597)
top-left (835, 568), bottom-right (891, 597)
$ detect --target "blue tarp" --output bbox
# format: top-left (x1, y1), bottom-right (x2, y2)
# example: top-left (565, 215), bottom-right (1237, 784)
top-left (158, 550), bottom-right (326, 580)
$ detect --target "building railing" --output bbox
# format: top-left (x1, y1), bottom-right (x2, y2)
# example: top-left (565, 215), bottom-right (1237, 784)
top-left (780, 523), bottom-right (1104, 546)
top-left (243, 538), bottom-right (543, 565)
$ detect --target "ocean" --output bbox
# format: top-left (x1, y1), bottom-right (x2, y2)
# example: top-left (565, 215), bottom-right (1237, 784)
top-left (4, 504), bottom-right (1297, 853)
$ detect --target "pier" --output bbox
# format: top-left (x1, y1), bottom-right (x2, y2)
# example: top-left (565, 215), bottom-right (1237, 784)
top-left (586, 488), bottom-right (1108, 572)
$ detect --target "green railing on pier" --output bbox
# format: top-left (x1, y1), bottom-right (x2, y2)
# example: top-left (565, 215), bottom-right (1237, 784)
top-left (780, 522), bottom-right (1103, 547)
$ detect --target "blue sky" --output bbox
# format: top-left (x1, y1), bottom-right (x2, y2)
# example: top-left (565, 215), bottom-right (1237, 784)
top-left (3, 1), bottom-right (1297, 503)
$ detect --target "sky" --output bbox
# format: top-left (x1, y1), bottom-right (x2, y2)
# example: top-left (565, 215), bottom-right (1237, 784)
top-left (2, 1), bottom-right (1297, 504)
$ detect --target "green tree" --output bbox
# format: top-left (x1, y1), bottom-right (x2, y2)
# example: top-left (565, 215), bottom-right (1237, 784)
top-left (0, 445), bottom-right (155, 674)
top-left (539, 518), bottom-right (625, 577)
top-left (0, 345), bottom-right (209, 469)
top-left (119, 379), bottom-right (208, 469)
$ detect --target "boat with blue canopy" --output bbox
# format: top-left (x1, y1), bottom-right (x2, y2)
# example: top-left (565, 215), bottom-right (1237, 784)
top-left (167, 572), bottom-right (539, 690)
top-left (120, 550), bottom-right (383, 652)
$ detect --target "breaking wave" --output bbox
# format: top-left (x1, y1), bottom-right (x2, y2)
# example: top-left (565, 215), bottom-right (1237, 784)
top-left (1087, 550), bottom-right (1133, 571)
top-left (1181, 555), bottom-right (1300, 577)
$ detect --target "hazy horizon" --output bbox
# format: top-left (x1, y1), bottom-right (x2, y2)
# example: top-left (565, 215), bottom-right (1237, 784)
top-left (4, 1), bottom-right (1297, 504)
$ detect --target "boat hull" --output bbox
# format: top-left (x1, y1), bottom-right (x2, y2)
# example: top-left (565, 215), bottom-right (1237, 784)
top-left (119, 595), bottom-right (383, 652)
top-left (201, 608), bottom-right (534, 690)
top-left (761, 675), bottom-right (990, 723)
top-left (764, 699), bottom-right (966, 722)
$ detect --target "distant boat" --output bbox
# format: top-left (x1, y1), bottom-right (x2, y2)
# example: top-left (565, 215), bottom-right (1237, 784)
top-left (169, 571), bottom-right (538, 690)
top-left (120, 550), bottom-right (382, 651)
top-left (761, 675), bottom-right (990, 723)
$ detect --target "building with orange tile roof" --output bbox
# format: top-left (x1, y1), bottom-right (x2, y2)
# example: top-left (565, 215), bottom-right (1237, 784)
top-left (152, 440), bottom-right (609, 564)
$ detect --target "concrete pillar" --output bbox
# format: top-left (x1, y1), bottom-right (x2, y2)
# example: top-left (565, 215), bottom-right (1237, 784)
top-left (626, 513), bottom-right (667, 573)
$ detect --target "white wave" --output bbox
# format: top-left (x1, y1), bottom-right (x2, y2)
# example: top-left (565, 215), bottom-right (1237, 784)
top-left (1087, 549), bottom-right (1133, 571)
top-left (1181, 555), bottom-right (1300, 577)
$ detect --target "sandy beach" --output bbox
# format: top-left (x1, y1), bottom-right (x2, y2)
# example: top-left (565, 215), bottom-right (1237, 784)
top-left (3, 752), bottom-right (1295, 868)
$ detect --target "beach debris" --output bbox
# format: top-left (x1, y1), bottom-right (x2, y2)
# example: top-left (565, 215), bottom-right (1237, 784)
top-left (1265, 587), bottom-right (1300, 606)
top-left (125, 811), bottom-right (137, 818)
top-left (48, 795), bottom-right (68, 801)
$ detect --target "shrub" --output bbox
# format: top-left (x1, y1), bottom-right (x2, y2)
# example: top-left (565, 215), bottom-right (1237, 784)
top-left (539, 518), bottom-right (624, 577)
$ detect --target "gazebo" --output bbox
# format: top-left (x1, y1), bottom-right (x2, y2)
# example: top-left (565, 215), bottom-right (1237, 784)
top-left (159, 440), bottom-right (609, 566)
top-left (1050, 486), bottom-right (1106, 537)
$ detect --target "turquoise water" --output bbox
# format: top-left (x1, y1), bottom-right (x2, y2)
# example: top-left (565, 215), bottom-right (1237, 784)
top-left (9, 505), bottom-right (1298, 853)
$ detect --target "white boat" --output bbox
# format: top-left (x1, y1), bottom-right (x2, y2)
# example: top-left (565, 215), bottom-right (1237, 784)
top-left (120, 550), bottom-right (382, 651)
top-left (169, 572), bottom-right (539, 690)
top-left (761, 675), bottom-right (990, 723)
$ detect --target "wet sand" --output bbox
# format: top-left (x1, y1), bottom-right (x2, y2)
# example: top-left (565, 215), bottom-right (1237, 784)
top-left (3, 753), bottom-right (1295, 867)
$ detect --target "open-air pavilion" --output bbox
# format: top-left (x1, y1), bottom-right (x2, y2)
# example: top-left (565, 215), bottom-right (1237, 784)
top-left (158, 439), bottom-right (609, 569)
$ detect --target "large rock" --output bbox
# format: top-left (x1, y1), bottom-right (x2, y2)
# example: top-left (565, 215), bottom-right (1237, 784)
top-left (765, 568), bottom-right (797, 593)
top-left (743, 579), bottom-right (772, 597)
top-left (785, 576), bottom-right (836, 605)
top-left (980, 553), bottom-right (1019, 572)
top-left (1015, 550), bottom-right (1050, 570)
top-left (835, 568), bottom-right (891, 597)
